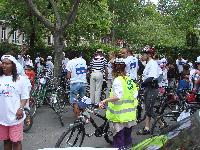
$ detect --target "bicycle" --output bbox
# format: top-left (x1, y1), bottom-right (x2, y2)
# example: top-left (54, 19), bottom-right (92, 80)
top-left (55, 103), bottom-right (113, 148)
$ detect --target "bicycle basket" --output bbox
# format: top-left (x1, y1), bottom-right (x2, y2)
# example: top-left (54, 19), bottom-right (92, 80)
top-left (78, 96), bottom-right (91, 109)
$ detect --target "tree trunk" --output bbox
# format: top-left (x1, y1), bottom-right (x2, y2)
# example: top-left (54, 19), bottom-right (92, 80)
top-left (28, 11), bottom-right (36, 53)
top-left (53, 31), bottom-right (65, 77)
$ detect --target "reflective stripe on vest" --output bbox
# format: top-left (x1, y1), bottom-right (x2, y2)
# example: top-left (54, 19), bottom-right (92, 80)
top-left (107, 107), bottom-right (137, 114)
top-left (111, 100), bottom-right (134, 105)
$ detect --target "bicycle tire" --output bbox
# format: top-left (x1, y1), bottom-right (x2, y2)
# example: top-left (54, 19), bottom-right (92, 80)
top-left (29, 96), bottom-right (37, 117)
top-left (151, 111), bottom-right (179, 136)
top-left (56, 111), bottom-right (64, 127)
top-left (23, 108), bottom-right (33, 132)
top-left (104, 123), bottom-right (113, 144)
top-left (55, 124), bottom-right (85, 148)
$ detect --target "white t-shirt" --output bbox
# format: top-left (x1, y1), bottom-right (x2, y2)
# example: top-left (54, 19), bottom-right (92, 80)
top-left (16, 62), bottom-right (25, 76)
top-left (62, 58), bottom-right (69, 69)
top-left (142, 59), bottom-right (159, 81)
top-left (17, 55), bottom-right (25, 67)
top-left (0, 75), bottom-right (30, 126)
top-left (176, 58), bottom-right (187, 73)
top-left (46, 61), bottom-right (54, 69)
top-left (160, 58), bottom-right (168, 65)
top-left (66, 57), bottom-right (87, 84)
top-left (124, 56), bottom-right (139, 80)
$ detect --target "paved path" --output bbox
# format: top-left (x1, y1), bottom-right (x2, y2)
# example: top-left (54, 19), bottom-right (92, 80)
top-left (0, 106), bottom-right (149, 150)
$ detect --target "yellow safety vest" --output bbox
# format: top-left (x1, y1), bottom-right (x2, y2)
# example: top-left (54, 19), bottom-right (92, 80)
top-left (106, 76), bottom-right (138, 123)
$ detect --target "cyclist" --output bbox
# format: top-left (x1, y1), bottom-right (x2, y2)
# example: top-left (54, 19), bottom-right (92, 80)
top-left (24, 55), bottom-right (33, 68)
top-left (45, 56), bottom-right (54, 77)
top-left (25, 65), bottom-right (36, 89)
top-left (99, 57), bottom-right (138, 149)
top-left (176, 53), bottom-right (187, 79)
top-left (190, 56), bottom-right (200, 91)
top-left (120, 47), bottom-right (139, 81)
top-left (137, 45), bottom-right (165, 135)
top-left (106, 51), bottom-right (116, 98)
top-left (0, 55), bottom-right (30, 150)
top-left (89, 49), bottom-right (108, 103)
top-left (66, 51), bottom-right (87, 117)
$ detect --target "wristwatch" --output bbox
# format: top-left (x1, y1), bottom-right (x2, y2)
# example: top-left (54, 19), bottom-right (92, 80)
top-left (19, 107), bottom-right (24, 111)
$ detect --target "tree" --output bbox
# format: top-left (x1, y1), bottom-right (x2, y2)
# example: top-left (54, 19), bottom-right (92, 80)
top-left (0, 0), bottom-right (48, 52)
top-left (25, 0), bottom-right (80, 77)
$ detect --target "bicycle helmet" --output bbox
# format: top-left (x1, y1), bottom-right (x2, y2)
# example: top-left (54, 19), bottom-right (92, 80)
top-left (195, 56), bottom-right (200, 64)
top-left (47, 56), bottom-right (52, 60)
top-left (142, 45), bottom-right (156, 55)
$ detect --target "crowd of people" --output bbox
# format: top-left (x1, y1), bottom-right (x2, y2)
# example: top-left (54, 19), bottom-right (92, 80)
top-left (1, 46), bottom-right (200, 149)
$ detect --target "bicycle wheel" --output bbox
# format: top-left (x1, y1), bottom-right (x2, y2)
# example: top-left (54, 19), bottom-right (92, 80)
top-left (151, 111), bottom-right (178, 136)
top-left (55, 124), bottom-right (85, 148)
top-left (23, 108), bottom-right (33, 132)
top-left (104, 123), bottom-right (113, 144)
top-left (29, 96), bottom-right (37, 117)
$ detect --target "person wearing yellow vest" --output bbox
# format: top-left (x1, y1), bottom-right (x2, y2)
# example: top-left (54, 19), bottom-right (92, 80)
top-left (99, 57), bottom-right (138, 149)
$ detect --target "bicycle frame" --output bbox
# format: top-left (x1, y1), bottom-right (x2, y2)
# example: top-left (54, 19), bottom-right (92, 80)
top-left (74, 105), bottom-right (110, 138)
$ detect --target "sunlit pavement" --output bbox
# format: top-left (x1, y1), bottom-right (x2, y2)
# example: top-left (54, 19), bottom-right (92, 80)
top-left (0, 106), bottom-right (149, 150)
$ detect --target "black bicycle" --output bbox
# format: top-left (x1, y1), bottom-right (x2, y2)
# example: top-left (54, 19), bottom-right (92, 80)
top-left (55, 104), bottom-right (113, 148)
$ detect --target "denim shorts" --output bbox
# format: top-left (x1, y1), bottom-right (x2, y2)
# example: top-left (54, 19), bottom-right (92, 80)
top-left (144, 87), bottom-right (158, 118)
top-left (70, 82), bottom-right (86, 104)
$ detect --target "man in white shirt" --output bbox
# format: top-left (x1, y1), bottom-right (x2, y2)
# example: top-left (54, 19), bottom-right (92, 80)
top-left (62, 52), bottom-right (69, 74)
top-left (17, 55), bottom-right (25, 68)
top-left (46, 56), bottom-right (54, 77)
top-left (0, 55), bottom-right (30, 150)
top-left (176, 53), bottom-right (187, 77)
top-left (66, 51), bottom-right (87, 117)
top-left (137, 46), bottom-right (165, 135)
top-left (24, 55), bottom-right (33, 67)
top-left (120, 48), bottom-right (139, 81)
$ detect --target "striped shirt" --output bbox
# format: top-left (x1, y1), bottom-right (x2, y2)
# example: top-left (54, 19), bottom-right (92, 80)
top-left (90, 55), bottom-right (108, 72)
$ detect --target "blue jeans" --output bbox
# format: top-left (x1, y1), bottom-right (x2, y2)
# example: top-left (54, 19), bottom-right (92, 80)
top-left (70, 82), bottom-right (86, 104)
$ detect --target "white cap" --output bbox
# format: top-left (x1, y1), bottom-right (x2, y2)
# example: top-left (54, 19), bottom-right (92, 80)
top-left (196, 56), bottom-right (200, 63)
top-left (1, 55), bottom-right (18, 65)
top-left (1, 55), bottom-right (25, 75)
top-left (47, 56), bottom-right (52, 60)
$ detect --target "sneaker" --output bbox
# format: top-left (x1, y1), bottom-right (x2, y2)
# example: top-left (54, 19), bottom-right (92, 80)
top-left (136, 128), bottom-right (150, 135)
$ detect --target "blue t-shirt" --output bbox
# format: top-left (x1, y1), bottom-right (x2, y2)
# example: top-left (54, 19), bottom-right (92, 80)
top-left (177, 79), bottom-right (190, 90)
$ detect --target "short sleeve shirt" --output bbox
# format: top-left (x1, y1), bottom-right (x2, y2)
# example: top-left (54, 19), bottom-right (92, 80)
top-left (66, 57), bottom-right (87, 83)
top-left (0, 75), bottom-right (30, 126)
top-left (176, 58), bottom-right (187, 73)
top-left (124, 56), bottom-right (139, 80)
top-left (143, 59), bottom-right (159, 81)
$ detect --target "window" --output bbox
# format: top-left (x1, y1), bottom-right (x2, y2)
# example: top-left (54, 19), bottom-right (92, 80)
top-left (47, 35), bottom-right (53, 45)
top-left (1, 28), bottom-right (6, 42)
top-left (22, 33), bottom-right (26, 43)
top-left (12, 31), bottom-right (19, 44)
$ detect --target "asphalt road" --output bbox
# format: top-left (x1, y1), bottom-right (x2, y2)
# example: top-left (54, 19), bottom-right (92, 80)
top-left (0, 106), bottom-right (149, 150)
